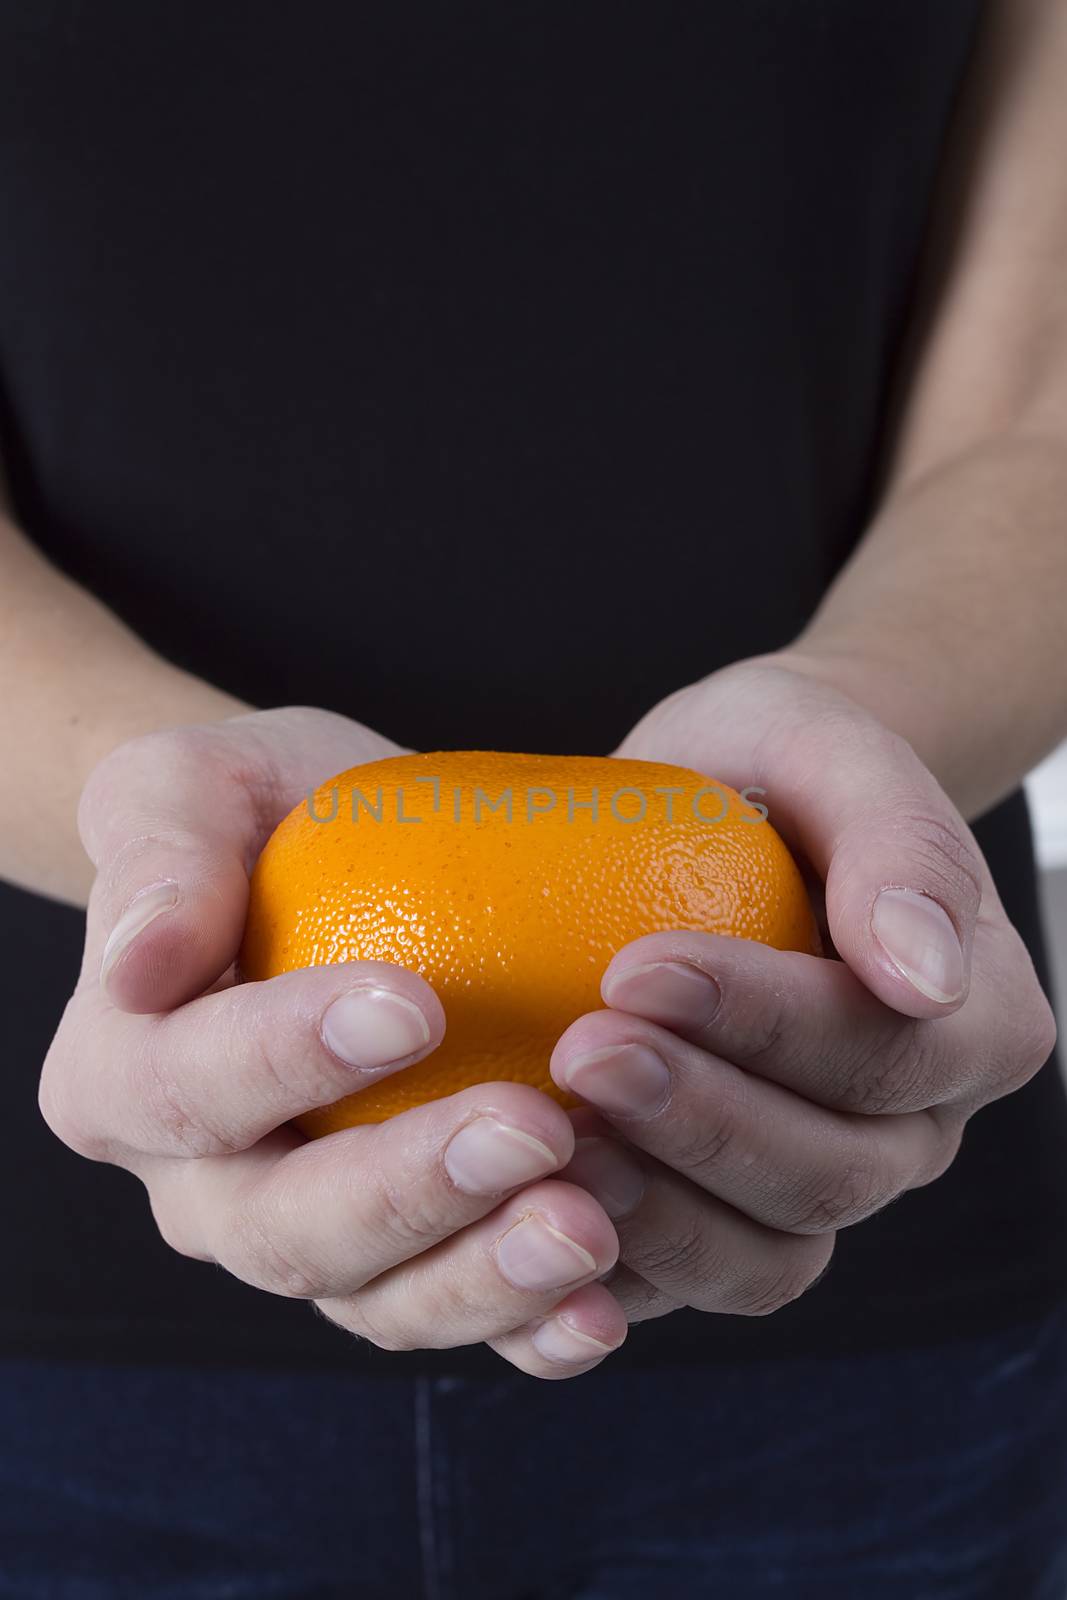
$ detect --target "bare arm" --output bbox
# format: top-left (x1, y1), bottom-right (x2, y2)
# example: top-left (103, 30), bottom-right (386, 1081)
top-left (777, 0), bottom-right (1067, 821)
top-left (0, 480), bottom-right (247, 904)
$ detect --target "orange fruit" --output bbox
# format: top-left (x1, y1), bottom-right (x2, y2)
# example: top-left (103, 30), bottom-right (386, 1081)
top-left (240, 751), bottom-right (819, 1137)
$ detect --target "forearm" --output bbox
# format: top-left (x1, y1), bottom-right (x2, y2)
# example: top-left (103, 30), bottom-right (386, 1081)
top-left (763, 1), bottom-right (1067, 823)
top-left (771, 428), bottom-right (1067, 821)
top-left (0, 511), bottom-right (249, 904)
top-left (767, 428), bottom-right (1067, 812)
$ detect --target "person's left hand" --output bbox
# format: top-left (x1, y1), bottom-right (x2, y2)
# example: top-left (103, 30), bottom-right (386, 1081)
top-left (499, 656), bottom-right (1057, 1338)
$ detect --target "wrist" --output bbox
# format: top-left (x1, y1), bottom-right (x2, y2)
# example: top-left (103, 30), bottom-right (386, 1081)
top-left (750, 640), bottom-right (1000, 820)
top-left (71, 667), bottom-right (251, 787)
top-left (756, 636), bottom-right (921, 714)
top-left (752, 637), bottom-right (953, 777)
top-left (4, 666), bottom-right (251, 908)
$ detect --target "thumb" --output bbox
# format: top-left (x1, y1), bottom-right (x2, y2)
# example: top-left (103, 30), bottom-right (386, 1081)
top-left (804, 738), bottom-right (985, 1019)
top-left (618, 662), bottom-right (988, 1020)
top-left (79, 707), bottom-right (405, 1014)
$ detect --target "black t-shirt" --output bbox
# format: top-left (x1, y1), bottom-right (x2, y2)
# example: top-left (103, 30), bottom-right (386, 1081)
top-left (4, 0), bottom-right (1067, 1376)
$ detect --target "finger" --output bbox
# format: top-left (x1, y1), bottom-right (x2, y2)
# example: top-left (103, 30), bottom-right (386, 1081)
top-left (551, 1008), bottom-right (958, 1234)
top-left (142, 1081), bottom-right (579, 1296)
top-left (598, 1265), bottom-right (681, 1324)
top-left (561, 1133), bottom-right (833, 1314)
top-left (317, 1180), bottom-right (618, 1352)
top-left (79, 708), bottom-right (402, 1012)
top-left (563, 1107), bottom-right (683, 1323)
top-left (38, 961), bottom-right (445, 1161)
top-left (617, 661), bottom-right (987, 1019)
top-left (487, 1284), bottom-right (629, 1379)
top-left (599, 926), bottom-right (1053, 1117)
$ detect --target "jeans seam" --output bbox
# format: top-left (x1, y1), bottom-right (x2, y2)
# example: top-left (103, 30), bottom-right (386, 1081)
top-left (414, 1375), bottom-right (444, 1600)
top-left (432, 1380), bottom-right (457, 1599)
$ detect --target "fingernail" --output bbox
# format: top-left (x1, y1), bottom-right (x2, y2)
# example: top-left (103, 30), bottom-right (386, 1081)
top-left (872, 888), bottom-right (965, 1004)
top-left (322, 987), bottom-right (432, 1070)
top-left (496, 1214), bottom-right (597, 1292)
top-left (445, 1118), bottom-right (558, 1195)
top-left (531, 1317), bottom-right (616, 1366)
top-left (565, 1137), bottom-right (646, 1219)
top-left (100, 882), bottom-right (179, 987)
top-left (558, 1043), bottom-right (671, 1118)
top-left (603, 961), bottom-right (721, 1026)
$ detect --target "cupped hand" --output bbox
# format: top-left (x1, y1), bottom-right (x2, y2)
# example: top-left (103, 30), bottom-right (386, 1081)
top-left (546, 658), bottom-right (1056, 1326)
top-left (39, 709), bottom-right (624, 1380)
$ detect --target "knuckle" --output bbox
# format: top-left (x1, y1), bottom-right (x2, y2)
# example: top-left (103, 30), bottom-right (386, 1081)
top-left (37, 1015), bottom-right (114, 1163)
top-left (228, 1005), bottom-right (309, 1121)
top-left (39, 1097), bottom-right (109, 1164)
top-left (669, 1115), bottom-right (737, 1176)
top-left (79, 730), bottom-right (196, 850)
top-left (98, 725), bottom-right (212, 787)
top-left (224, 1193), bottom-right (326, 1300)
top-left (425, 1285), bottom-right (492, 1348)
top-left (609, 1271), bottom-right (681, 1325)
top-left (836, 1020), bottom-right (930, 1115)
top-left (76, 741), bottom-right (146, 847)
top-left (37, 1079), bottom-right (110, 1162)
top-left (664, 1082), bottom-right (753, 1178)
top-left (81, 724), bottom-right (258, 875)
top-left (784, 1158), bottom-right (894, 1234)
top-left (627, 1214), bottom-right (717, 1294)
top-left (308, 1297), bottom-right (385, 1348)
top-left (326, 1298), bottom-right (423, 1354)
top-left (973, 942), bottom-right (1058, 1107)
top-left (913, 1115), bottom-right (964, 1190)
top-left (888, 806), bottom-right (983, 918)
top-left (145, 1177), bottom-right (213, 1263)
top-left (152, 1214), bottom-right (205, 1264)
top-left (373, 1171), bottom-right (450, 1255)
top-left (717, 982), bottom-right (794, 1073)
top-left (137, 1025), bottom-right (240, 1158)
top-left (727, 1238), bottom-right (833, 1317)
top-left (227, 995), bottom-right (349, 1129)
top-left (1016, 991), bottom-right (1058, 1082)
top-left (37, 1054), bottom-right (82, 1154)
top-left (358, 1326), bottom-right (417, 1354)
top-left (992, 996), bottom-right (1057, 1101)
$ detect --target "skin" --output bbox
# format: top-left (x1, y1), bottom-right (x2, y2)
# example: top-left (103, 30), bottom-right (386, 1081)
top-left (8, 0), bottom-right (1067, 1377)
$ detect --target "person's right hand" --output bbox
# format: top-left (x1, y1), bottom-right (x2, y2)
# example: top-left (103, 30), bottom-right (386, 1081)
top-left (38, 708), bottom-right (624, 1379)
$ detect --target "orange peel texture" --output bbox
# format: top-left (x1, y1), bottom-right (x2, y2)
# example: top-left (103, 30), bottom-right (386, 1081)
top-left (239, 751), bottom-right (820, 1136)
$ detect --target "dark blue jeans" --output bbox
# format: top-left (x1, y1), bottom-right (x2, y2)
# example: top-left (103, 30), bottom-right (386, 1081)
top-left (4, 1304), bottom-right (1067, 1599)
